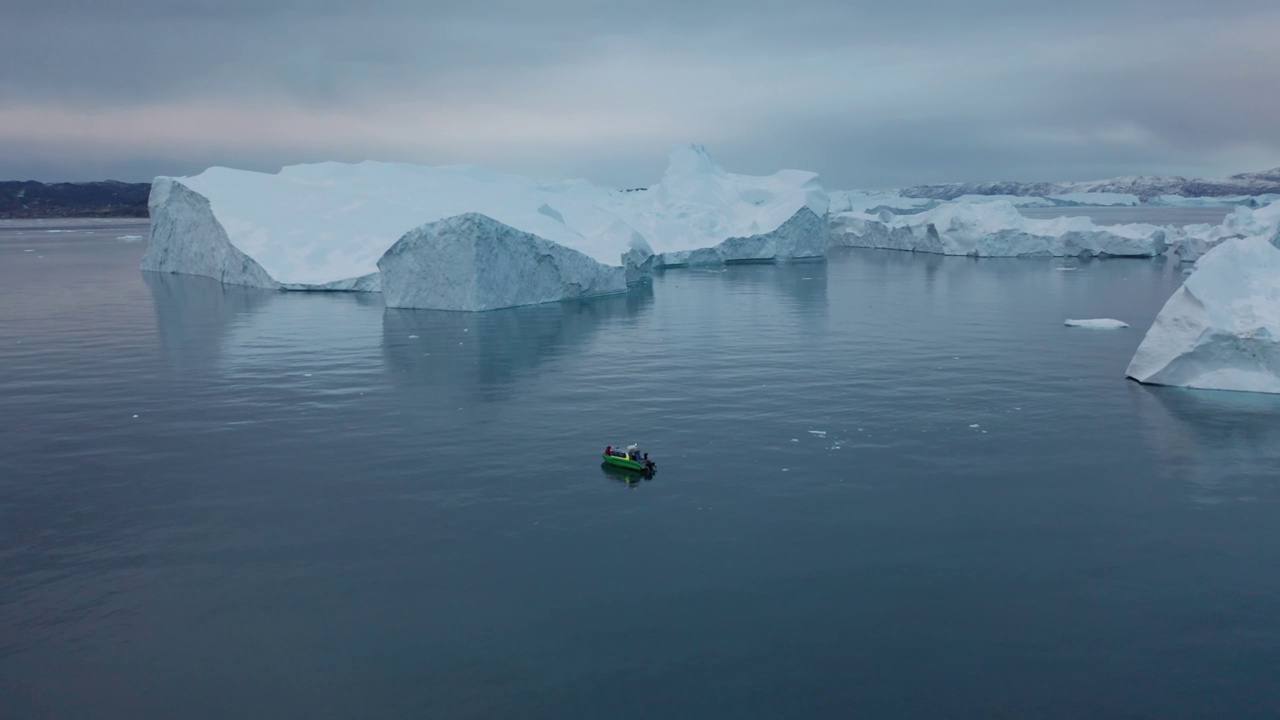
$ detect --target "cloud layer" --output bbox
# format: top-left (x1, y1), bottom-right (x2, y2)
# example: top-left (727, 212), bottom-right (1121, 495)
top-left (3, 0), bottom-right (1278, 188)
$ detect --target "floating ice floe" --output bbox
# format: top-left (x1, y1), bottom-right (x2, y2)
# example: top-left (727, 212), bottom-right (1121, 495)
top-left (1127, 235), bottom-right (1280, 394)
top-left (829, 200), bottom-right (1166, 257)
top-left (1064, 318), bottom-right (1129, 329)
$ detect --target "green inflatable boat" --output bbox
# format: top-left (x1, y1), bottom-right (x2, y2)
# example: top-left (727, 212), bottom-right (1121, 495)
top-left (602, 443), bottom-right (656, 474)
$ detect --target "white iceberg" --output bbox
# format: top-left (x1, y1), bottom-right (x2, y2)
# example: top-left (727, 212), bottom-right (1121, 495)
top-left (1064, 318), bottom-right (1129, 329)
top-left (608, 144), bottom-right (829, 268)
top-left (142, 162), bottom-right (639, 293)
top-left (1167, 199), bottom-right (1280, 262)
top-left (1046, 192), bottom-right (1140, 207)
top-left (829, 200), bottom-right (1166, 257)
top-left (1127, 236), bottom-right (1280, 394)
top-left (1147, 194), bottom-right (1278, 207)
top-left (827, 191), bottom-right (935, 215)
top-left (142, 145), bottom-right (829, 309)
top-left (378, 214), bottom-right (625, 311)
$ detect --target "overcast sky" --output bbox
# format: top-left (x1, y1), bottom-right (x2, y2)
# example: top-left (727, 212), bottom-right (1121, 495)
top-left (2, 0), bottom-right (1278, 189)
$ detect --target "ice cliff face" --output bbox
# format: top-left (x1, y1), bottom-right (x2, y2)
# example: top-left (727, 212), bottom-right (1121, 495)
top-left (378, 213), bottom-right (626, 311)
top-left (142, 178), bottom-right (282, 289)
top-left (829, 200), bottom-right (1166, 258)
top-left (1127, 236), bottom-right (1280, 394)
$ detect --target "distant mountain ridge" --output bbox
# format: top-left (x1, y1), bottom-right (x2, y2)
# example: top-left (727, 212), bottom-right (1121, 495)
top-left (0, 180), bottom-right (150, 218)
top-left (900, 167), bottom-right (1280, 202)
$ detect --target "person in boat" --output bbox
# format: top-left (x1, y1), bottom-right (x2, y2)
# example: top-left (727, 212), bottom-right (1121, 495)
top-left (605, 445), bottom-right (612, 456)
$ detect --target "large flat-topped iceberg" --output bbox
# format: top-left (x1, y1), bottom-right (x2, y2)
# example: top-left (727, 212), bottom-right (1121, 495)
top-left (829, 200), bottom-right (1166, 257)
top-left (1127, 236), bottom-right (1280, 394)
top-left (143, 161), bottom-right (640, 291)
top-left (141, 145), bottom-right (831, 309)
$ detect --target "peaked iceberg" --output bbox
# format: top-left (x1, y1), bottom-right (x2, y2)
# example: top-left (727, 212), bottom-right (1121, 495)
top-left (1127, 236), bottom-right (1280, 394)
top-left (612, 144), bottom-right (830, 267)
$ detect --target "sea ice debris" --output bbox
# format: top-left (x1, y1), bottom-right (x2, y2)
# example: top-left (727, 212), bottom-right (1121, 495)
top-left (1064, 318), bottom-right (1129, 329)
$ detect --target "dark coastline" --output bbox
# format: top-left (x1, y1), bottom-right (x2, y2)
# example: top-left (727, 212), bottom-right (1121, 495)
top-left (0, 180), bottom-right (150, 218)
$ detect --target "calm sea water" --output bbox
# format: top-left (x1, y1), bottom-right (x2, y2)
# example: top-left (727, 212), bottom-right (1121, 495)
top-left (3, 219), bottom-right (1280, 719)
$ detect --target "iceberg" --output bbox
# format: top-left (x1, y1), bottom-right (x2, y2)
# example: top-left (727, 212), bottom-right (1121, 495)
top-left (607, 144), bottom-right (829, 268)
top-left (1064, 318), bottom-right (1129, 329)
top-left (828, 191), bottom-right (935, 215)
top-left (1127, 236), bottom-right (1280, 394)
top-left (1167, 199), bottom-right (1280, 262)
top-left (378, 213), bottom-right (625, 311)
top-left (1147, 194), bottom-right (1278, 207)
top-left (829, 200), bottom-right (1166, 257)
top-left (142, 162), bottom-right (638, 293)
top-left (1046, 192), bottom-right (1139, 207)
top-left (142, 145), bottom-right (830, 310)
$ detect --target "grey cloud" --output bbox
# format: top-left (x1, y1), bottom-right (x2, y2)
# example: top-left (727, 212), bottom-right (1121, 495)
top-left (1, 0), bottom-right (1277, 184)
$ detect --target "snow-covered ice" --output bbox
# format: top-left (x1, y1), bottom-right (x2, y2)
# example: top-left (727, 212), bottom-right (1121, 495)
top-left (1148, 194), bottom-right (1278, 207)
top-left (610, 144), bottom-right (829, 268)
top-left (1127, 236), bottom-right (1280, 394)
top-left (829, 200), bottom-right (1166, 257)
top-left (827, 191), bottom-right (934, 215)
top-left (142, 162), bottom-right (640, 291)
top-left (1167, 200), bottom-right (1280, 262)
top-left (1064, 318), bottom-right (1129, 329)
top-left (142, 144), bottom-right (830, 309)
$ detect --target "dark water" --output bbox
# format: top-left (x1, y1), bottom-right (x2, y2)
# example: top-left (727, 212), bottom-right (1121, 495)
top-left (3, 220), bottom-right (1280, 719)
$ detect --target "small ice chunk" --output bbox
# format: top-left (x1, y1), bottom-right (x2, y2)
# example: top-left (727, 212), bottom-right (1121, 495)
top-left (1064, 318), bottom-right (1129, 329)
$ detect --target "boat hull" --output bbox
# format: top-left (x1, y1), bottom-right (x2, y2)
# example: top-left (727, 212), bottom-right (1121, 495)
top-left (602, 454), bottom-right (650, 472)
